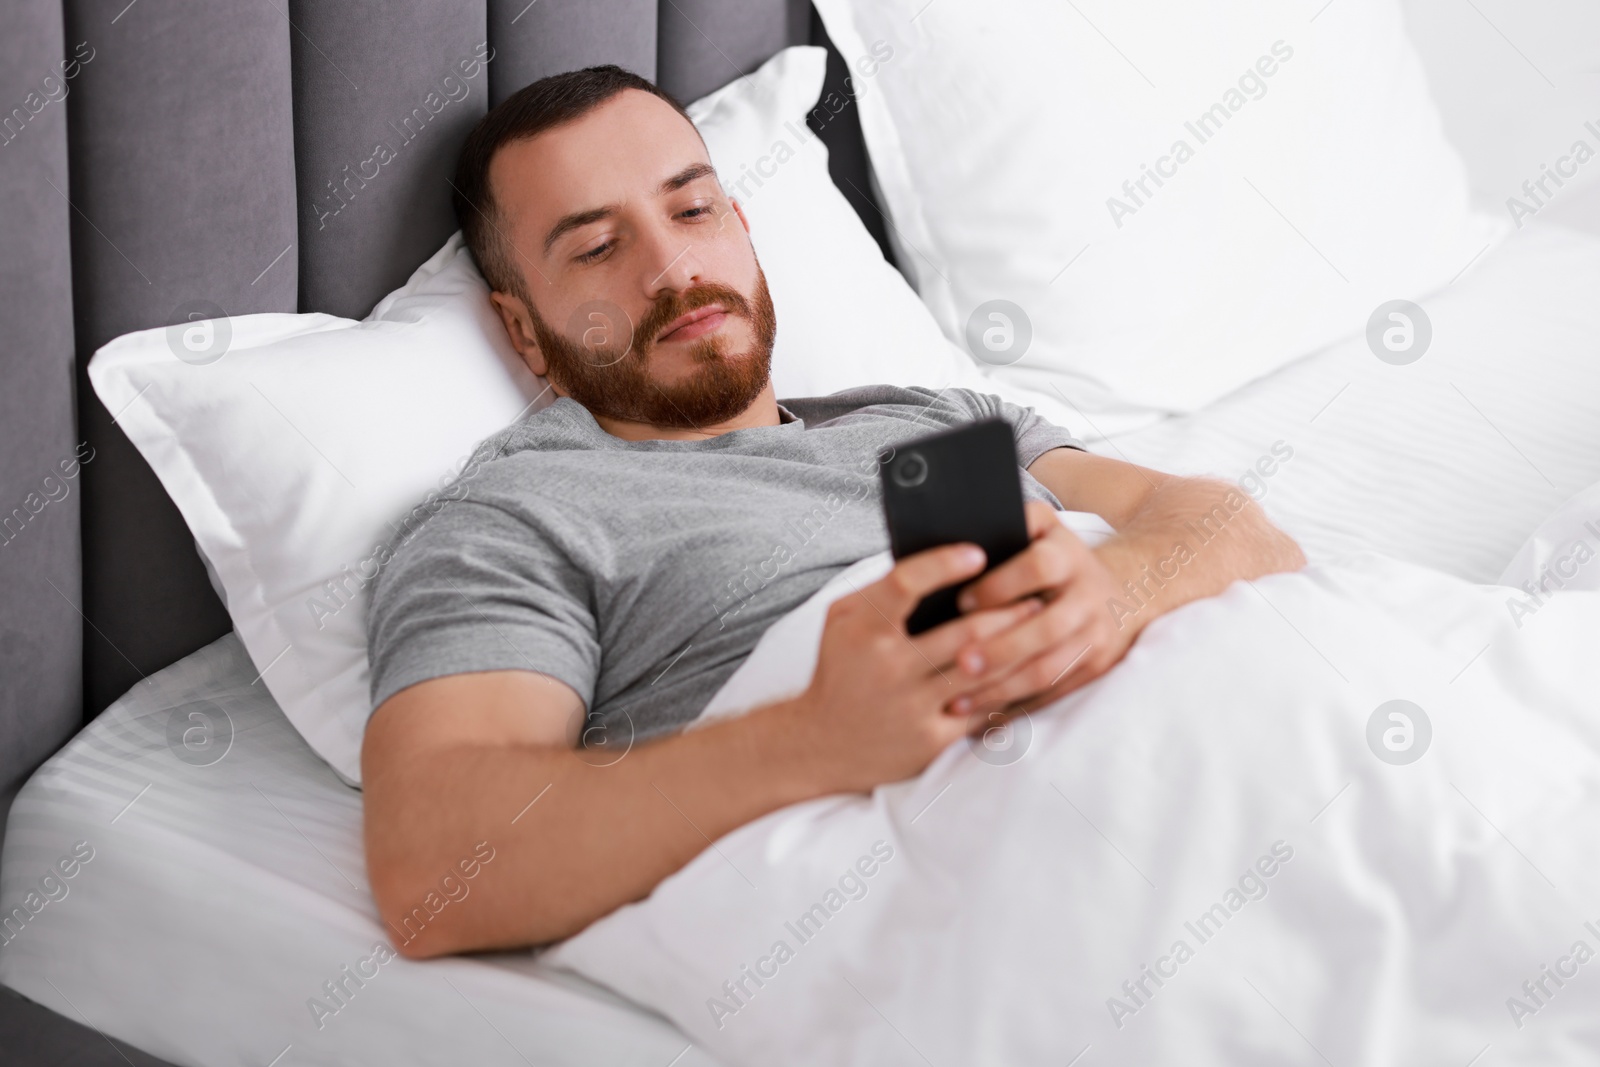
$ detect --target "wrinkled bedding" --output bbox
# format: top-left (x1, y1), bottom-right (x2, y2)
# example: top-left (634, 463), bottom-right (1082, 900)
top-left (547, 510), bottom-right (1600, 1066)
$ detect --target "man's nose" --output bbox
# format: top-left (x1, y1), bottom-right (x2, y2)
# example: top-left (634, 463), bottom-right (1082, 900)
top-left (639, 224), bottom-right (700, 301)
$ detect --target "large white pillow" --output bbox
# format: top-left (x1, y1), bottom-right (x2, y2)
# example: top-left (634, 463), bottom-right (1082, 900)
top-left (91, 242), bottom-right (546, 788)
top-left (814, 0), bottom-right (1509, 431)
top-left (88, 45), bottom-right (1014, 786)
top-left (691, 47), bottom-right (995, 398)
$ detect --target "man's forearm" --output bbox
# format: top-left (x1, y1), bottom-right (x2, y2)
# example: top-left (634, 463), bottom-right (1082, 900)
top-left (1093, 475), bottom-right (1305, 637)
top-left (365, 696), bottom-right (826, 956)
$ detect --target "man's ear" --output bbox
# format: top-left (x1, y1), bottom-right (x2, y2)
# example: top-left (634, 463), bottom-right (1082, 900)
top-left (729, 198), bottom-right (753, 236)
top-left (488, 288), bottom-right (549, 377)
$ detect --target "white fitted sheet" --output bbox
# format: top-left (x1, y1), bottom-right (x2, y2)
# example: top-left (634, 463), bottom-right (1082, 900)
top-left (3, 220), bottom-right (1599, 1065)
top-left (0, 631), bottom-right (723, 1067)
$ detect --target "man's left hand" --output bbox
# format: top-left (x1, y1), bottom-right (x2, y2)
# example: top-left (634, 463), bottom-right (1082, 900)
top-left (944, 500), bottom-right (1134, 718)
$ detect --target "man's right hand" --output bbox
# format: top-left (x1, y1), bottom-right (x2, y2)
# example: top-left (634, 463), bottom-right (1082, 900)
top-left (781, 542), bottom-right (1045, 794)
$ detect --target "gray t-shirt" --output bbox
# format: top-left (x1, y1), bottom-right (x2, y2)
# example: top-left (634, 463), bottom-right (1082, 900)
top-left (365, 384), bottom-right (1085, 743)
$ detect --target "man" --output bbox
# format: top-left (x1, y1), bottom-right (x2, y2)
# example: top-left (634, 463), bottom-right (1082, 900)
top-left (361, 65), bottom-right (1305, 959)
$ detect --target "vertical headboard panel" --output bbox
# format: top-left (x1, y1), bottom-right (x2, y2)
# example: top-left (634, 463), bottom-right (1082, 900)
top-left (3, 0), bottom-right (862, 816)
top-left (67, 0), bottom-right (298, 716)
top-left (0, 0), bottom-right (81, 819)
top-left (290, 0), bottom-right (488, 320)
top-left (489, 0), bottom-right (659, 109)
top-left (657, 0), bottom-right (811, 103)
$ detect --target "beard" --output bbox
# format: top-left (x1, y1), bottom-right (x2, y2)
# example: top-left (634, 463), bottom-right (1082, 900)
top-left (523, 264), bottom-right (778, 431)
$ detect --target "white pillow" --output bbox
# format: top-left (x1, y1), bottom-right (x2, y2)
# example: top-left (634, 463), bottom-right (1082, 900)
top-left (813, 0), bottom-right (1509, 430)
top-left (91, 242), bottom-right (546, 787)
top-left (88, 45), bottom-right (1015, 786)
top-left (691, 46), bottom-right (996, 398)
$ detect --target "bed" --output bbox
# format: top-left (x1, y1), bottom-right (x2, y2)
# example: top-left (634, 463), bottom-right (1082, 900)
top-left (5, 0), bottom-right (1600, 1064)
top-left (8, 213), bottom-right (1600, 1064)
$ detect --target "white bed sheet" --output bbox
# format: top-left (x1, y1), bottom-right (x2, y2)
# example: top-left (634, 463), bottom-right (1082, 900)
top-left (3, 222), bottom-right (1598, 1066)
top-left (0, 632), bottom-right (723, 1067)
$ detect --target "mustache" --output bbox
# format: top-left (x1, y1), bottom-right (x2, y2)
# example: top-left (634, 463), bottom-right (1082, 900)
top-left (634, 282), bottom-right (753, 352)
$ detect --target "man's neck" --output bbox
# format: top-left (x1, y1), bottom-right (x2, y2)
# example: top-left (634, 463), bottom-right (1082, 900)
top-left (579, 382), bottom-right (783, 442)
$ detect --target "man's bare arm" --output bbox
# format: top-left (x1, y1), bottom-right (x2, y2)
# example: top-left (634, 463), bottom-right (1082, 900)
top-left (1026, 446), bottom-right (1305, 635)
top-left (1091, 469), bottom-right (1306, 627)
top-left (362, 543), bottom-right (1047, 958)
top-left (925, 448), bottom-right (1306, 714)
top-left (363, 672), bottom-right (826, 956)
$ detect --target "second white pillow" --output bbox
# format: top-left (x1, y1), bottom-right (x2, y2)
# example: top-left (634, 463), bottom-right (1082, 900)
top-left (815, 0), bottom-right (1508, 429)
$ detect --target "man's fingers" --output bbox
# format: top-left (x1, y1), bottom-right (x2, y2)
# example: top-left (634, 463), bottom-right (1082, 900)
top-left (867, 542), bottom-right (988, 622)
top-left (913, 597), bottom-right (1042, 670)
top-left (1022, 498), bottom-right (1061, 538)
top-left (961, 588), bottom-right (1096, 674)
top-left (942, 588), bottom-right (1105, 710)
top-left (961, 633), bottom-right (1099, 711)
top-left (957, 521), bottom-right (1086, 614)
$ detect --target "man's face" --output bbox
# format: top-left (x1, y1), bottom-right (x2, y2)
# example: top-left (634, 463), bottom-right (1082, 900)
top-left (486, 89), bottom-right (776, 430)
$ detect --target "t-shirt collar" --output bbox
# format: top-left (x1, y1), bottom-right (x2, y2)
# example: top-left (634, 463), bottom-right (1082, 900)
top-left (548, 396), bottom-right (806, 447)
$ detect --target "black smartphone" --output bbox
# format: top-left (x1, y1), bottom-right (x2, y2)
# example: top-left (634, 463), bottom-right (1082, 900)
top-left (879, 417), bottom-right (1031, 635)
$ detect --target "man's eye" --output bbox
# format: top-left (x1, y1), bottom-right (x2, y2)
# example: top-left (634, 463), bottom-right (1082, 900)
top-left (575, 241), bottom-right (612, 264)
top-left (680, 206), bottom-right (713, 220)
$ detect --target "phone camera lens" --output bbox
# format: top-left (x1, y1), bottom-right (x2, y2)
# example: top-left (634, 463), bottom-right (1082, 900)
top-left (891, 452), bottom-right (928, 488)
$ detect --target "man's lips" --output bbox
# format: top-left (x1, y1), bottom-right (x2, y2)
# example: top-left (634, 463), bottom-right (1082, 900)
top-left (656, 305), bottom-right (729, 344)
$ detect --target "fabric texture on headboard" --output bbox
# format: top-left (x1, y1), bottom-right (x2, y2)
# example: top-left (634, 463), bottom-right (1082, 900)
top-left (2, 0), bottom-right (81, 826)
top-left (0, 0), bottom-right (880, 822)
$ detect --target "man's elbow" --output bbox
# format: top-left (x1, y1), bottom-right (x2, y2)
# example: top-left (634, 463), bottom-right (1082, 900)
top-left (1270, 525), bottom-right (1308, 573)
top-left (377, 889), bottom-right (453, 961)
top-left (366, 835), bottom-right (468, 960)
top-left (362, 771), bottom-right (493, 960)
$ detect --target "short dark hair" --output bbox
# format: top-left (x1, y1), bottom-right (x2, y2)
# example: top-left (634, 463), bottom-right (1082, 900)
top-left (452, 65), bottom-right (697, 300)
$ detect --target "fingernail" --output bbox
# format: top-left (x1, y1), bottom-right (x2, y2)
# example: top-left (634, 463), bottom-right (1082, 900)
top-left (958, 591), bottom-right (978, 611)
top-left (961, 650), bottom-right (985, 675)
top-left (961, 546), bottom-right (985, 567)
top-left (951, 696), bottom-right (973, 714)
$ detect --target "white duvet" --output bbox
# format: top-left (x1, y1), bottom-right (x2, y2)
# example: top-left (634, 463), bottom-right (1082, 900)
top-left (546, 511), bottom-right (1600, 1065)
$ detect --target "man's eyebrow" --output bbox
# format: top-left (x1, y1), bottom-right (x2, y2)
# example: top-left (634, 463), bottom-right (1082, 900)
top-left (543, 206), bottom-right (616, 256)
top-left (659, 162), bottom-right (716, 194)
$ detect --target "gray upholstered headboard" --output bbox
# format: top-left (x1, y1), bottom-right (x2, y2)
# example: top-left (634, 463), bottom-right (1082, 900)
top-left (0, 0), bottom-right (889, 829)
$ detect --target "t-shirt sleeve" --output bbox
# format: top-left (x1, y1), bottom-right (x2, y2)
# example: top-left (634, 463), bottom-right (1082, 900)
top-left (364, 496), bottom-right (600, 715)
top-left (919, 386), bottom-right (1088, 468)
